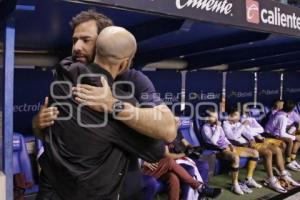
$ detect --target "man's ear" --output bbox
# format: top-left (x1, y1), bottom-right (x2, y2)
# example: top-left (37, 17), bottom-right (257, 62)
top-left (118, 59), bottom-right (129, 74)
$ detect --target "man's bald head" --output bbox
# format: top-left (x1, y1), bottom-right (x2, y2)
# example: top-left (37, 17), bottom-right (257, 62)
top-left (95, 26), bottom-right (137, 65)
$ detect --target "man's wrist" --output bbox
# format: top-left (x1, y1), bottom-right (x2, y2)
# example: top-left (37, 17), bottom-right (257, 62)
top-left (108, 98), bottom-right (118, 113)
top-left (32, 120), bottom-right (44, 140)
top-left (32, 116), bottom-right (41, 131)
top-left (111, 99), bottom-right (126, 116)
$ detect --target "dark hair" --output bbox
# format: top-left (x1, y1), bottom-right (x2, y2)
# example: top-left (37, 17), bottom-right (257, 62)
top-left (227, 107), bottom-right (239, 116)
top-left (70, 10), bottom-right (114, 34)
top-left (204, 106), bottom-right (217, 117)
top-left (282, 100), bottom-right (295, 113)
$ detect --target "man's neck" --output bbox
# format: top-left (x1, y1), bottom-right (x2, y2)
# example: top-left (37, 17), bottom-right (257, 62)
top-left (94, 60), bottom-right (117, 79)
top-left (208, 122), bottom-right (215, 126)
top-left (229, 120), bottom-right (236, 124)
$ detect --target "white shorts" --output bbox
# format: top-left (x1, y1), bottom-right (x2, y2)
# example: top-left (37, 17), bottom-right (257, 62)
top-left (281, 132), bottom-right (296, 141)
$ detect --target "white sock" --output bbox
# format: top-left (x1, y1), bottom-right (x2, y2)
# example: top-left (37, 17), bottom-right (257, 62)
top-left (268, 176), bottom-right (277, 183)
top-left (280, 170), bottom-right (288, 176)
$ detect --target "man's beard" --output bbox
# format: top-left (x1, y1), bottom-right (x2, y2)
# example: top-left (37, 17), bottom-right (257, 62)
top-left (72, 51), bottom-right (95, 64)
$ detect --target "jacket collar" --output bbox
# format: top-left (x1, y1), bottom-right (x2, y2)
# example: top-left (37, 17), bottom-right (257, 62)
top-left (87, 63), bottom-right (114, 87)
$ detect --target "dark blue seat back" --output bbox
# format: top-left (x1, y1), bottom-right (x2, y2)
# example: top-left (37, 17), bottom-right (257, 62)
top-left (249, 107), bottom-right (265, 122)
top-left (13, 132), bottom-right (34, 184)
top-left (179, 117), bottom-right (200, 147)
top-left (13, 133), bottom-right (40, 194)
top-left (294, 105), bottom-right (299, 114)
top-left (193, 116), bottom-right (206, 147)
top-left (218, 112), bottom-right (228, 121)
top-left (35, 138), bottom-right (44, 159)
top-left (264, 106), bottom-right (270, 115)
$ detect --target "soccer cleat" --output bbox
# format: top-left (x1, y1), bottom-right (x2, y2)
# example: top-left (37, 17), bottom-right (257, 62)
top-left (282, 175), bottom-right (300, 187)
top-left (239, 182), bottom-right (253, 194)
top-left (265, 177), bottom-right (287, 193)
top-left (245, 178), bottom-right (262, 188)
top-left (231, 183), bottom-right (244, 195)
top-left (291, 160), bottom-right (300, 169)
top-left (286, 162), bottom-right (300, 171)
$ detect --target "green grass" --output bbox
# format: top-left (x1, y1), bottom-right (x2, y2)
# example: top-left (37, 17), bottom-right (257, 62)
top-left (155, 157), bottom-right (300, 200)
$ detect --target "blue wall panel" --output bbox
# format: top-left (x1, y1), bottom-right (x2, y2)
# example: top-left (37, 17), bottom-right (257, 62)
top-left (186, 71), bottom-right (223, 115)
top-left (143, 70), bottom-right (182, 113)
top-left (257, 72), bottom-right (281, 106)
top-left (226, 72), bottom-right (254, 108)
top-left (13, 69), bottom-right (53, 134)
top-left (283, 72), bottom-right (300, 102)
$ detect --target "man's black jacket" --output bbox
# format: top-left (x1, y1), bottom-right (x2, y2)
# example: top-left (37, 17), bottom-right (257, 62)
top-left (39, 62), bottom-right (165, 200)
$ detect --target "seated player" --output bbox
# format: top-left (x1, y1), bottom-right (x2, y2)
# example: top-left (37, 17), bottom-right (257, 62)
top-left (226, 107), bottom-right (300, 193)
top-left (270, 100), bottom-right (284, 119)
top-left (142, 156), bottom-right (222, 200)
top-left (265, 100), bottom-right (300, 171)
top-left (285, 101), bottom-right (300, 135)
top-left (261, 100), bottom-right (283, 128)
top-left (241, 105), bottom-right (286, 151)
top-left (201, 107), bottom-right (260, 195)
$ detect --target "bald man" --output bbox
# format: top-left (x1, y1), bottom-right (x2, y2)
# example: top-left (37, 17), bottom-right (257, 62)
top-left (36, 26), bottom-right (165, 200)
top-left (93, 26), bottom-right (136, 78)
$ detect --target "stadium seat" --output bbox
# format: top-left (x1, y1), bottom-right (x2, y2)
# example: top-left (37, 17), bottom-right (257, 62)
top-left (193, 117), bottom-right (207, 147)
top-left (249, 107), bottom-right (265, 122)
top-left (294, 104), bottom-right (299, 114)
top-left (35, 138), bottom-right (44, 160)
top-left (179, 117), bottom-right (200, 146)
top-left (193, 116), bottom-right (205, 144)
top-left (218, 112), bottom-right (228, 121)
top-left (264, 105), bottom-right (270, 116)
top-left (121, 168), bottom-right (145, 199)
top-left (13, 132), bottom-right (38, 194)
top-left (24, 135), bottom-right (35, 146)
top-left (143, 175), bottom-right (160, 200)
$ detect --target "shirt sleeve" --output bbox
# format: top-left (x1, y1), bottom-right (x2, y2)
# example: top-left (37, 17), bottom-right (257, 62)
top-left (250, 118), bottom-right (264, 135)
top-left (241, 127), bottom-right (255, 141)
top-left (116, 70), bottom-right (164, 107)
top-left (224, 134), bottom-right (231, 144)
top-left (221, 128), bottom-right (231, 145)
top-left (202, 125), bottom-right (220, 146)
top-left (223, 121), bottom-right (239, 141)
top-left (223, 121), bottom-right (253, 141)
top-left (134, 71), bottom-right (164, 107)
top-left (241, 117), bottom-right (264, 136)
top-left (291, 112), bottom-right (300, 123)
top-left (277, 115), bottom-right (288, 137)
